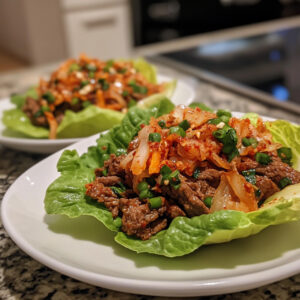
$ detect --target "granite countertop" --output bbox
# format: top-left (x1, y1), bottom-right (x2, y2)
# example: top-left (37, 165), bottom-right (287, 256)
top-left (0, 62), bottom-right (299, 300)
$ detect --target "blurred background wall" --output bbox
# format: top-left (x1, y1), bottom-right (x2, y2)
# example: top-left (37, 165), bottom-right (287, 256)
top-left (1, 0), bottom-right (300, 71)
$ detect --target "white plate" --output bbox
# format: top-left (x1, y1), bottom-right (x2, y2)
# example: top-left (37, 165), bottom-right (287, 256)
top-left (2, 112), bottom-right (300, 297)
top-left (0, 75), bottom-right (195, 154)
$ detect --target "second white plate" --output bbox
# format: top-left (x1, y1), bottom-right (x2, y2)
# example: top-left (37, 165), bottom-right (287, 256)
top-left (0, 75), bottom-right (195, 154)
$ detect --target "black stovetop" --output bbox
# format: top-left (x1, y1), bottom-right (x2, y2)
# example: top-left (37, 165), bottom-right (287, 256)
top-left (163, 27), bottom-right (300, 105)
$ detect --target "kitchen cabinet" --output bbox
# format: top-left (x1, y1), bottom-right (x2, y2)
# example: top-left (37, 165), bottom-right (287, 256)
top-left (63, 2), bottom-right (132, 59)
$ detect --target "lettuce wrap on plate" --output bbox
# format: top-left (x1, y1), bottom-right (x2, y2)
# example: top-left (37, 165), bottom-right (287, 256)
top-left (2, 56), bottom-right (176, 139)
top-left (44, 101), bottom-right (300, 257)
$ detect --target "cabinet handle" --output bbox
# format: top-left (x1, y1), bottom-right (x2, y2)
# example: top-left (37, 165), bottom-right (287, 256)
top-left (84, 17), bottom-right (115, 29)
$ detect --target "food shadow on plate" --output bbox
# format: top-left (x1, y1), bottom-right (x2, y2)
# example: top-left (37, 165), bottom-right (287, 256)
top-left (44, 214), bottom-right (300, 271)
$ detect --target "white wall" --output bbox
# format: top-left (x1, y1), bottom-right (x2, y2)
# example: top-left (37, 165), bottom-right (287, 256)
top-left (0, 0), bottom-right (67, 64)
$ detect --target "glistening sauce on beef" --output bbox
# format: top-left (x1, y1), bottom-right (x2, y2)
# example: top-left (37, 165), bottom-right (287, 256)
top-left (85, 106), bottom-right (300, 240)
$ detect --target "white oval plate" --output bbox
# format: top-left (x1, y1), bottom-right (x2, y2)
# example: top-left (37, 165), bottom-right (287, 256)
top-left (0, 75), bottom-right (195, 154)
top-left (2, 112), bottom-right (300, 297)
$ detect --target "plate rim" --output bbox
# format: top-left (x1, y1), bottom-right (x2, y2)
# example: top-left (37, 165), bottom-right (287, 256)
top-left (2, 112), bottom-right (300, 297)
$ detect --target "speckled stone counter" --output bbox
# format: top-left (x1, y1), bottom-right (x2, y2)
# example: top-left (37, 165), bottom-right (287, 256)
top-left (0, 62), bottom-right (299, 300)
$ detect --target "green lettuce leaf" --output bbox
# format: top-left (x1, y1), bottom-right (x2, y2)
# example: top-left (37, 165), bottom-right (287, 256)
top-left (133, 58), bottom-right (157, 84)
top-left (242, 112), bottom-right (259, 126)
top-left (56, 106), bottom-right (124, 138)
top-left (2, 59), bottom-right (175, 139)
top-left (189, 102), bottom-right (213, 112)
top-left (2, 109), bottom-right (49, 138)
top-left (45, 111), bottom-right (300, 257)
top-left (11, 86), bottom-right (38, 108)
top-left (266, 120), bottom-right (300, 170)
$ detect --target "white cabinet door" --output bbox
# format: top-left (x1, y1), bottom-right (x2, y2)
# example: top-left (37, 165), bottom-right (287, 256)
top-left (64, 4), bottom-right (132, 59)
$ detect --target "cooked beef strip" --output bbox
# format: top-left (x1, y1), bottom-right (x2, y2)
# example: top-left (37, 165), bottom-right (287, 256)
top-left (85, 178), bottom-right (120, 217)
top-left (166, 205), bottom-right (186, 218)
top-left (256, 156), bottom-right (300, 185)
top-left (22, 97), bottom-right (48, 127)
top-left (161, 175), bottom-right (210, 217)
top-left (96, 175), bottom-right (122, 186)
top-left (236, 157), bottom-right (259, 172)
top-left (197, 169), bottom-right (222, 188)
top-left (106, 154), bottom-right (126, 177)
top-left (255, 175), bottom-right (280, 201)
top-left (119, 198), bottom-right (167, 240)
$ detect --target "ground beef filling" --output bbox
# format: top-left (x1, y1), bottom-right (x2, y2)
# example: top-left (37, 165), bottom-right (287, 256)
top-left (86, 154), bottom-right (300, 240)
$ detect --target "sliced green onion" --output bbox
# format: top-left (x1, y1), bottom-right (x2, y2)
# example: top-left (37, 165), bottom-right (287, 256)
top-left (138, 181), bottom-right (149, 192)
top-left (227, 148), bottom-right (239, 162)
top-left (106, 59), bottom-right (114, 68)
top-left (241, 169), bottom-right (256, 185)
top-left (160, 166), bottom-right (181, 189)
top-left (208, 118), bottom-right (222, 125)
top-left (139, 189), bottom-right (153, 200)
top-left (122, 90), bottom-right (129, 97)
top-left (277, 147), bottom-right (292, 165)
top-left (193, 167), bottom-right (201, 179)
top-left (217, 109), bottom-right (232, 118)
top-left (158, 120), bottom-right (166, 128)
top-left (179, 119), bottom-right (190, 131)
top-left (110, 186), bottom-right (124, 197)
top-left (149, 132), bottom-right (161, 142)
top-left (255, 152), bottom-right (271, 165)
top-left (169, 170), bottom-right (181, 189)
top-left (128, 80), bottom-right (148, 94)
top-left (204, 196), bottom-right (213, 208)
top-left (128, 99), bottom-right (137, 108)
top-left (149, 197), bottom-right (162, 209)
top-left (42, 91), bottom-right (55, 103)
top-left (82, 101), bottom-right (92, 108)
top-left (278, 177), bottom-right (292, 189)
top-left (86, 64), bottom-right (97, 72)
top-left (41, 106), bottom-right (50, 113)
top-left (118, 68), bottom-right (127, 74)
top-left (213, 125), bottom-right (238, 161)
top-left (33, 110), bottom-right (43, 118)
top-left (169, 126), bottom-right (186, 137)
top-left (71, 97), bottom-right (79, 105)
top-left (88, 71), bottom-right (95, 78)
top-left (98, 78), bottom-right (110, 91)
top-left (80, 80), bottom-right (89, 87)
top-left (220, 115), bottom-right (230, 123)
top-left (69, 63), bottom-right (81, 72)
top-left (242, 137), bottom-right (258, 148)
top-left (160, 165), bottom-right (172, 176)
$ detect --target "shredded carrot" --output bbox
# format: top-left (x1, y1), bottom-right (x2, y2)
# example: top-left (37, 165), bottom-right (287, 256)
top-left (44, 111), bottom-right (58, 139)
top-left (149, 151), bottom-right (161, 174)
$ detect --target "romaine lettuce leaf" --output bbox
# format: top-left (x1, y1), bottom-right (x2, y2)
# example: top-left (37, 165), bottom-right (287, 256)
top-left (242, 112), bottom-right (259, 126)
top-left (11, 86), bottom-right (38, 108)
top-left (2, 109), bottom-right (49, 138)
top-left (44, 111), bottom-right (300, 257)
top-left (133, 58), bottom-right (157, 84)
top-left (56, 106), bottom-right (124, 138)
top-left (2, 59), bottom-right (175, 139)
top-left (267, 120), bottom-right (300, 170)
